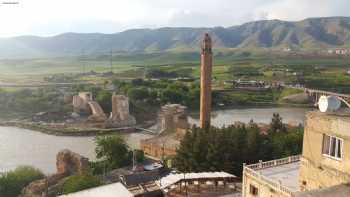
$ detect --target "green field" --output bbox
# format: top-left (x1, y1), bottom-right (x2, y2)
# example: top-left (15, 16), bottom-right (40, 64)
top-left (0, 52), bottom-right (350, 93)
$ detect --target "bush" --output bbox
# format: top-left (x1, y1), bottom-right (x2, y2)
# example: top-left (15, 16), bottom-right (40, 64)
top-left (62, 175), bottom-right (101, 194)
top-left (0, 166), bottom-right (44, 197)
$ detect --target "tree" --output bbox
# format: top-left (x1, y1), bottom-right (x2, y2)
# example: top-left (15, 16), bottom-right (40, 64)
top-left (95, 90), bottom-right (112, 113)
top-left (0, 166), bottom-right (44, 197)
top-left (62, 175), bottom-right (101, 194)
top-left (127, 87), bottom-right (149, 101)
top-left (270, 113), bottom-right (287, 133)
top-left (94, 135), bottom-right (132, 170)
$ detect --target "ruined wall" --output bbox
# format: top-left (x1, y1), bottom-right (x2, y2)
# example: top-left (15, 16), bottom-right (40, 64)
top-left (107, 94), bottom-right (136, 127)
top-left (140, 137), bottom-right (179, 159)
top-left (72, 92), bottom-right (93, 114)
top-left (299, 111), bottom-right (350, 191)
top-left (159, 104), bottom-right (189, 133)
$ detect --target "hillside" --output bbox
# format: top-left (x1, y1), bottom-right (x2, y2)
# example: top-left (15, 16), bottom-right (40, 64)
top-left (1, 17), bottom-right (350, 58)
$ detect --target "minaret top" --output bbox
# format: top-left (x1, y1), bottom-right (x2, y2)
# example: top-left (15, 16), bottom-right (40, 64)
top-left (201, 33), bottom-right (212, 54)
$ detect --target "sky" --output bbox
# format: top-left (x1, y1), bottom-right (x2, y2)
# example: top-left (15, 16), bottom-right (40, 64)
top-left (0, 0), bottom-right (349, 37)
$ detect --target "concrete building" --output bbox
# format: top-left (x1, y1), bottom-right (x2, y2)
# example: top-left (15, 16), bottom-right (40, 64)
top-left (242, 110), bottom-right (350, 197)
top-left (200, 33), bottom-right (213, 128)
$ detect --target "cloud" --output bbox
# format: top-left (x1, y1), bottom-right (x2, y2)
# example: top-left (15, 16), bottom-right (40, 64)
top-left (0, 0), bottom-right (349, 37)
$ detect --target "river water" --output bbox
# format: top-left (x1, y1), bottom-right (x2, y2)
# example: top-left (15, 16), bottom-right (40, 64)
top-left (0, 107), bottom-right (311, 174)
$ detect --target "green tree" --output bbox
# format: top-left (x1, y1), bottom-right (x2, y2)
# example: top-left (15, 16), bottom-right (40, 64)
top-left (95, 90), bottom-right (112, 113)
top-left (0, 166), bottom-right (44, 197)
top-left (270, 113), bottom-right (287, 133)
top-left (62, 175), bottom-right (101, 194)
top-left (95, 135), bottom-right (132, 169)
top-left (127, 87), bottom-right (149, 101)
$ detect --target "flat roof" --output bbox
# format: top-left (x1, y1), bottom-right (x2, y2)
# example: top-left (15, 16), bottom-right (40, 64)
top-left (157, 172), bottom-right (237, 189)
top-left (59, 182), bottom-right (133, 197)
top-left (256, 161), bottom-right (300, 192)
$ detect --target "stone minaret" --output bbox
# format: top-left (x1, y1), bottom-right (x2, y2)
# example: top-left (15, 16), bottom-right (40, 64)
top-left (200, 33), bottom-right (213, 128)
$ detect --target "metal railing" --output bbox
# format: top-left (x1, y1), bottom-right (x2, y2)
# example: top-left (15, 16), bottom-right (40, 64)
top-left (244, 155), bottom-right (301, 197)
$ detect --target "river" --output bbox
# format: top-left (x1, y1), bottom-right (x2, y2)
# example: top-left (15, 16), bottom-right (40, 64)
top-left (0, 107), bottom-right (311, 174)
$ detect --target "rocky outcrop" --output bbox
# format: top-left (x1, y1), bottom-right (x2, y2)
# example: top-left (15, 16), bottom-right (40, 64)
top-left (56, 149), bottom-right (90, 175)
top-left (21, 150), bottom-right (89, 197)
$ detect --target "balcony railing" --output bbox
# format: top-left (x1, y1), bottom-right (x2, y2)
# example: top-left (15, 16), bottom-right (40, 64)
top-left (243, 155), bottom-right (301, 197)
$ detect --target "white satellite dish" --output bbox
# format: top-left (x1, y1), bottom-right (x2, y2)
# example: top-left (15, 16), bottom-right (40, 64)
top-left (318, 95), bottom-right (341, 113)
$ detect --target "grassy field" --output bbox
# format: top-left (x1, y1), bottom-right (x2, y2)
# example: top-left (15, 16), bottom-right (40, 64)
top-left (0, 52), bottom-right (349, 93)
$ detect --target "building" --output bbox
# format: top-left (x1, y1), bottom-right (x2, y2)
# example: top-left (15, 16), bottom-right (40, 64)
top-left (327, 48), bottom-right (350, 55)
top-left (159, 104), bottom-right (189, 133)
top-left (200, 33), bottom-right (213, 128)
top-left (157, 171), bottom-right (240, 197)
top-left (298, 111), bottom-right (350, 191)
top-left (59, 182), bottom-right (133, 197)
top-left (242, 109), bottom-right (350, 197)
top-left (140, 104), bottom-right (189, 160)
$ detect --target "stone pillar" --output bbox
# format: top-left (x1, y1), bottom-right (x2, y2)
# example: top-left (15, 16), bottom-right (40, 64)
top-left (200, 33), bottom-right (213, 128)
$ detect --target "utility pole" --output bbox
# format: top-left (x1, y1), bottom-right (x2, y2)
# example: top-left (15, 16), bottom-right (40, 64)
top-left (110, 49), bottom-right (113, 73)
top-left (81, 49), bottom-right (86, 74)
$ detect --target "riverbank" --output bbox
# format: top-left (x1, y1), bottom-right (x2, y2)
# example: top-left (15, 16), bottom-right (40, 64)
top-left (0, 121), bottom-right (142, 136)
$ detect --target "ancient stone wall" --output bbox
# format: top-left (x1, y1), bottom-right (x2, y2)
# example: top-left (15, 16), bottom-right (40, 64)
top-left (72, 92), bottom-right (93, 114)
top-left (106, 94), bottom-right (136, 127)
top-left (159, 104), bottom-right (189, 133)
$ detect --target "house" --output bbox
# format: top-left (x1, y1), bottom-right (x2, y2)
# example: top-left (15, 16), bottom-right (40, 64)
top-left (242, 109), bottom-right (350, 197)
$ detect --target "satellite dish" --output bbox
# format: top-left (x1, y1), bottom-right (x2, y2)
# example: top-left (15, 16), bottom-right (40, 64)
top-left (318, 95), bottom-right (341, 113)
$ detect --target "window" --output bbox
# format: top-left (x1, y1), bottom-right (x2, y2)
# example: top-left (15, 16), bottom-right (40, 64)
top-left (249, 184), bottom-right (258, 196)
top-left (322, 134), bottom-right (343, 160)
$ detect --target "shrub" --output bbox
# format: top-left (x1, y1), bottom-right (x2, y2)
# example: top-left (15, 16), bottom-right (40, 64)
top-left (62, 175), bottom-right (101, 194)
top-left (0, 166), bottom-right (44, 197)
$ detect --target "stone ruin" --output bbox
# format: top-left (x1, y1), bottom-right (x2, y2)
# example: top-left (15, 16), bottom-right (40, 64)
top-left (72, 92), bottom-right (93, 114)
top-left (72, 92), bottom-right (135, 127)
top-left (106, 94), bottom-right (136, 127)
top-left (21, 149), bottom-right (89, 197)
top-left (72, 92), bottom-right (107, 122)
top-left (159, 104), bottom-right (189, 137)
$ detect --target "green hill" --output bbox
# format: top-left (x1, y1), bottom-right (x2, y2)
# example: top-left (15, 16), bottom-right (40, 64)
top-left (1, 17), bottom-right (350, 58)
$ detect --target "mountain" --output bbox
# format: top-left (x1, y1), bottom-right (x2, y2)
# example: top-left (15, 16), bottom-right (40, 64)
top-left (1, 17), bottom-right (350, 58)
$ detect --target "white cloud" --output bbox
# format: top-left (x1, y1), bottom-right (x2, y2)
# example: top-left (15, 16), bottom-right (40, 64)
top-left (0, 0), bottom-right (349, 37)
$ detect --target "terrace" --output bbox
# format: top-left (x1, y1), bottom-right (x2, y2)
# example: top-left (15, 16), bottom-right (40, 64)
top-left (243, 155), bottom-right (301, 197)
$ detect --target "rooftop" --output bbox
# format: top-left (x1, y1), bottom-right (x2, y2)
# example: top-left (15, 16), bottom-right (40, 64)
top-left (58, 182), bottom-right (133, 197)
top-left (244, 155), bottom-right (301, 196)
top-left (256, 161), bottom-right (300, 192)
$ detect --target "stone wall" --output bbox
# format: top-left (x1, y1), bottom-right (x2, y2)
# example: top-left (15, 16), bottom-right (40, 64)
top-left (72, 92), bottom-right (93, 114)
top-left (159, 104), bottom-right (189, 133)
top-left (106, 94), bottom-right (136, 127)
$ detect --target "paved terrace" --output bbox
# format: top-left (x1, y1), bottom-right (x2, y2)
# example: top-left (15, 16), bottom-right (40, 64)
top-left (244, 155), bottom-right (301, 196)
